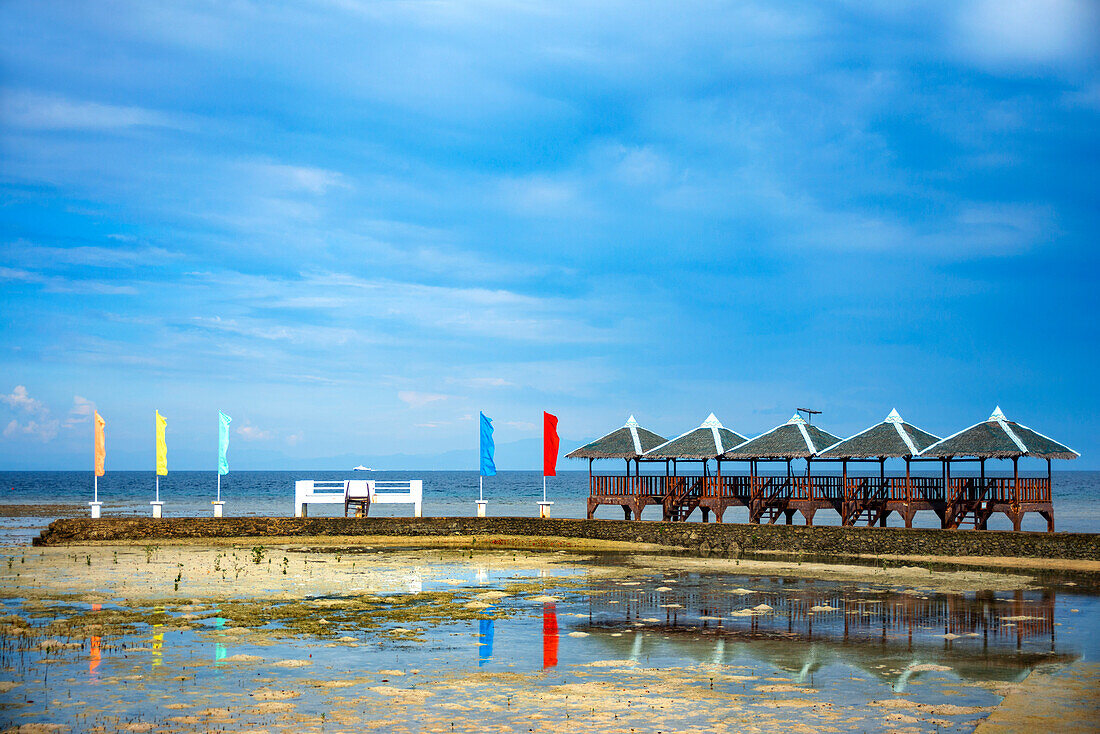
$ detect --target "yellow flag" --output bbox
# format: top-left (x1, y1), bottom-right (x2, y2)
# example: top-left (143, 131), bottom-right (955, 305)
top-left (94, 411), bottom-right (106, 477)
top-left (155, 410), bottom-right (168, 476)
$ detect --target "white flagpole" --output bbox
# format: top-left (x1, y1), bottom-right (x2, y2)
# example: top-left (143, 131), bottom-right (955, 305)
top-left (217, 473), bottom-right (221, 503)
top-left (156, 475), bottom-right (160, 503)
top-left (94, 474), bottom-right (98, 504)
top-left (479, 475), bottom-right (483, 502)
top-left (543, 475), bottom-right (547, 503)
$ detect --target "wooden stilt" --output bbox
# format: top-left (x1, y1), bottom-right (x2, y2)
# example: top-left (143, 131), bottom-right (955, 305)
top-left (842, 459), bottom-right (849, 526)
top-left (904, 457), bottom-right (911, 528)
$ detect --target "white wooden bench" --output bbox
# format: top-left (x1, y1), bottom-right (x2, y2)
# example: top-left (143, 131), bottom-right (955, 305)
top-left (294, 479), bottom-right (423, 518)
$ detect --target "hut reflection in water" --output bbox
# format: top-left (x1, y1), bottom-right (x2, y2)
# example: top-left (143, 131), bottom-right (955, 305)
top-left (579, 579), bottom-right (1070, 689)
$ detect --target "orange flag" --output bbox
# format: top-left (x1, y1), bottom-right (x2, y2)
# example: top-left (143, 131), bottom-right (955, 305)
top-left (94, 411), bottom-right (106, 477)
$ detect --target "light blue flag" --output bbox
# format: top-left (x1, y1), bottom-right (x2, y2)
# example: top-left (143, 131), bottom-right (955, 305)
top-left (480, 412), bottom-right (496, 477)
top-left (218, 411), bottom-right (232, 476)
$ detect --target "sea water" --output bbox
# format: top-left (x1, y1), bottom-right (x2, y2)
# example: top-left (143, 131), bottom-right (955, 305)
top-left (0, 470), bottom-right (1096, 540)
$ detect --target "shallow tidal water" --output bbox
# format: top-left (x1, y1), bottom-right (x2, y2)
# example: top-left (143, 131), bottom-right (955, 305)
top-left (0, 547), bottom-right (1097, 733)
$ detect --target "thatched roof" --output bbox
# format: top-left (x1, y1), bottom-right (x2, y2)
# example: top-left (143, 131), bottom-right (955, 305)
top-left (565, 415), bottom-right (667, 460)
top-left (921, 407), bottom-right (1078, 460)
top-left (818, 409), bottom-right (940, 459)
top-left (722, 413), bottom-right (841, 459)
top-left (644, 414), bottom-right (748, 460)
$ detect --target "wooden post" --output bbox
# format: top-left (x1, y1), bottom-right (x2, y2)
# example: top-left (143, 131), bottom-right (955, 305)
top-left (905, 456), bottom-right (911, 526)
top-left (1012, 456), bottom-right (1019, 508)
top-left (716, 458), bottom-right (722, 502)
top-left (945, 458), bottom-right (952, 529)
top-left (807, 457), bottom-right (813, 502)
top-left (1047, 458), bottom-right (1052, 502)
top-left (880, 457), bottom-right (886, 500)
top-left (842, 459), bottom-right (849, 525)
top-left (749, 458), bottom-right (757, 522)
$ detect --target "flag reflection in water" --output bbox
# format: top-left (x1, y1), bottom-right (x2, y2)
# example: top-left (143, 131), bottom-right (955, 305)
top-left (543, 603), bottom-right (558, 668)
top-left (152, 606), bottom-right (164, 669)
top-left (214, 617), bottom-right (226, 664)
top-left (478, 607), bottom-right (495, 667)
top-left (89, 638), bottom-right (101, 676)
top-left (87, 603), bottom-right (102, 676)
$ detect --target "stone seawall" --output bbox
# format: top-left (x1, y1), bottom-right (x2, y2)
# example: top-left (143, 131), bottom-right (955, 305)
top-left (32, 517), bottom-right (1100, 560)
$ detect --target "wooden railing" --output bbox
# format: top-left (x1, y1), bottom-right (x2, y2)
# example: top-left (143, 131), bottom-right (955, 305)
top-left (845, 477), bottom-right (945, 502)
top-left (1016, 477), bottom-right (1051, 502)
top-left (589, 475), bottom-right (664, 498)
top-left (949, 477), bottom-right (1050, 503)
top-left (751, 476), bottom-right (791, 503)
top-left (591, 475), bottom-right (1050, 504)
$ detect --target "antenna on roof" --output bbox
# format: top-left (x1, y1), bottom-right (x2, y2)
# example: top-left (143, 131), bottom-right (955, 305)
top-left (797, 408), bottom-right (821, 424)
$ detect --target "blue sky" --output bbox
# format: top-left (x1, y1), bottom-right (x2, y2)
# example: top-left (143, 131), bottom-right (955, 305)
top-left (1, 1), bottom-right (1098, 470)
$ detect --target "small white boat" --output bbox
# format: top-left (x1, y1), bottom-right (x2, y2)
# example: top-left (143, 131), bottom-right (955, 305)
top-left (353, 465), bottom-right (373, 471)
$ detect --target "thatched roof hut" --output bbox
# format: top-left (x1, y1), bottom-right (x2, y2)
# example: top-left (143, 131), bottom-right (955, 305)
top-left (722, 413), bottom-right (840, 460)
top-left (921, 407), bottom-right (1078, 460)
top-left (644, 414), bottom-right (747, 460)
top-left (818, 409), bottom-right (939, 459)
top-left (565, 415), bottom-right (667, 460)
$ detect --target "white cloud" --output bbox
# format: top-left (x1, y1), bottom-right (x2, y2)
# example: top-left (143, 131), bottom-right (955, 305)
top-left (236, 424), bottom-right (273, 440)
top-left (1, 90), bottom-right (181, 130)
top-left (1, 419), bottom-right (60, 442)
top-left (64, 396), bottom-right (95, 428)
top-left (247, 162), bottom-right (346, 195)
top-left (445, 377), bottom-right (514, 388)
top-left (496, 175), bottom-right (586, 216)
top-left (0, 268), bottom-right (138, 295)
top-left (398, 391), bottom-right (449, 408)
top-left (504, 421), bottom-right (537, 431)
top-left (1, 385), bottom-right (44, 414)
top-left (954, 0), bottom-right (1100, 69)
top-left (286, 431), bottom-right (304, 446)
top-left (5, 241), bottom-right (182, 269)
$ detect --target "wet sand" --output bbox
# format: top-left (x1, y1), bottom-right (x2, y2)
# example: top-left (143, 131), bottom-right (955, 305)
top-left (0, 542), bottom-right (608, 602)
top-left (0, 537), bottom-right (1048, 601)
top-left (975, 663), bottom-right (1100, 733)
top-left (1, 539), bottom-right (1096, 733)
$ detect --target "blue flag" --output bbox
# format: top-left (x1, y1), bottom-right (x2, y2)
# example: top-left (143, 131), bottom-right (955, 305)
top-left (480, 412), bottom-right (496, 477)
top-left (218, 411), bottom-right (232, 476)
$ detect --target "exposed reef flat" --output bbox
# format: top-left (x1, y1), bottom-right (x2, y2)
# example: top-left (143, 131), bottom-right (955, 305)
top-left (31, 516), bottom-right (1100, 569)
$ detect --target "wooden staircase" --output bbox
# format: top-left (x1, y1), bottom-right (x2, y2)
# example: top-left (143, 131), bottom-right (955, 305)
top-left (758, 506), bottom-right (786, 524)
top-left (664, 478), bottom-right (701, 522)
top-left (848, 506), bottom-right (886, 527)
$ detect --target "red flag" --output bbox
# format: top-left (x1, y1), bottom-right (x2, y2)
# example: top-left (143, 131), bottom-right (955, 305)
top-left (542, 602), bottom-right (558, 668)
top-left (543, 411), bottom-right (559, 477)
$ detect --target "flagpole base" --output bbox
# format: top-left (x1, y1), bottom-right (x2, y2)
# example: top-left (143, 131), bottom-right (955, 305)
top-left (537, 501), bottom-right (554, 519)
top-left (212, 501), bottom-right (225, 518)
top-left (150, 501), bottom-right (164, 519)
top-left (476, 500), bottom-right (487, 518)
top-left (89, 502), bottom-right (102, 519)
